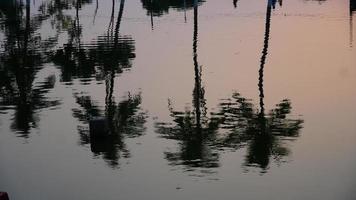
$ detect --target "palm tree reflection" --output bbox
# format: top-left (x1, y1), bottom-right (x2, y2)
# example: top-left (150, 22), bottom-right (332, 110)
top-left (141, 0), bottom-right (204, 17)
top-left (52, 0), bottom-right (135, 83)
top-left (156, 1), bottom-right (221, 173)
top-left (73, 92), bottom-right (146, 168)
top-left (156, 0), bottom-right (302, 174)
top-left (218, 0), bottom-right (302, 173)
top-left (59, 0), bottom-right (146, 168)
top-left (0, 0), bottom-right (60, 137)
top-left (141, 0), bottom-right (205, 27)
top-left (218, 95), bottom-right (303, 172)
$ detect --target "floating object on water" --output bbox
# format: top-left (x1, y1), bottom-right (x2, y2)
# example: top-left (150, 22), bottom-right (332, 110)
top-left (0, 192), bottom-right (9, 200)
top-left (89, 117), bottom-right (109, 138)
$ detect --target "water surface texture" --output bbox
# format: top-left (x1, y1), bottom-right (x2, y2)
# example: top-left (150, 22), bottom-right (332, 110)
top-left (0, 0), bottom-right (355, 199)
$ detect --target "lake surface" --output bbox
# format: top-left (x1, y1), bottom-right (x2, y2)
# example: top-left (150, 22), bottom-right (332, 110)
top-left (0, 0), bottom-right (355, 199)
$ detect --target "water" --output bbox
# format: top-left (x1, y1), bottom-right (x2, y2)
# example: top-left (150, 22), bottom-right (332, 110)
top-left (0, 0), bottom-right (355, 199)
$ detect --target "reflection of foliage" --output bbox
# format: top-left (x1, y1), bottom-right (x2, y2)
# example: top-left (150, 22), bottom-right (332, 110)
top-left (52, 43), bottom-right (95, 81)
top-left (141, 0), bottom-right (205, 17)
top-left (0, 1), bottom-right (57, 59)
top-left (156, 102), bottom-right (222, 170)
top-left (72, 92), bottom-right (146, 168)
top-left (50, 0), bottom-right (141, 168)
top-left (214, 0), bottom-right (304, 173)
top-left (39, 0), bottom-right (92, 33)
top-left (51, 0), bottom-right (135, 83)
top-left (271, 0), bottom-right (283, 9)
top-left (217, 93), bottom-right (303, 172)
top-left (156, 93), bottom-right (303, 174)
top-left (154, 1), bottom-right (222, 172)
top-left (91, 35), bottom-right (136, 73)
top-left (10, 75), bottom-right (60, 135)
top-left (52, 36), bottom-right (135, 83)
top-left (0, 73), bottom-right (60, 136)
top-left (0, 1), bottom-right (60, 137)
top-left (113, 93), bottom-right (146, 137)
top-left (216, 93), bottom-right (255, 147)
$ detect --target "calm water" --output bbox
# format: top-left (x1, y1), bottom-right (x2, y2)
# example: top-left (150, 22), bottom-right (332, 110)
top-left (0, 0), bottom-right (355, 199)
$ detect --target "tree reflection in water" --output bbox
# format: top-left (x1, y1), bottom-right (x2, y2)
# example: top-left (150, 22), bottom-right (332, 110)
top-left (0, 0), bottom-right (304, 172)
top-left (219, 0), bottom-right (302, 173)
top-left (141, 0), bottom-right (205, 29)
top-left (52, 0), bottom-right (135, 83)
top-left (158, 92), bottom-right (302, 174)
top-left (156, 0), bottom-right (303, 174)
top-left (72, 92), bottom-right (146, 168)
top-left (0, 0), bottom-right (60, 137)
top-left (49, 0), bottom-right (147, 168)
top-left (156, 0), bottom-right (222, 173)
top-left (141, 0), bottom-right (205, 17)
top-left (217, 95), bottom-right (303, 173)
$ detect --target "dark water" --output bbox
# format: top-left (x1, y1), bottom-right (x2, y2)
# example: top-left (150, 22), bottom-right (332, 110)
top-left (0, 0), bottom-right (355, 199)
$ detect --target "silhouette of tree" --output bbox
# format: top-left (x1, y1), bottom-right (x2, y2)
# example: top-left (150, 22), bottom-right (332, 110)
top-left (141, 0), bottom-right (205, 17)
top-left (52, 0), bottom-right (135, 83)
top-left (38, 0), bottom-right (92, 35)
top-left (216, 0), bottom-right (303, 173)
top-left (72, 92), bottom-right (146, 168)
top-left (140, 0), bottom-right (205, 28)
top-left (0, 0), bottom-right (60, 137)
top-left (58, 0), bottom-right (146, 168)
top-left (155, 0), bottom-right (302, 174)
top-left (217, 95), bottom-right (303, 172)
top-left (155, 1), bottom-right (222, 172)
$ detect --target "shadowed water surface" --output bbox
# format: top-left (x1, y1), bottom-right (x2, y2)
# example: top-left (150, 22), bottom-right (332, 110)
top-left (0, 0), bottom-right (355, 199)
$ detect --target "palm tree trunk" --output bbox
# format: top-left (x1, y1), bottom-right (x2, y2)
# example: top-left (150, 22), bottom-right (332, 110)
top-left (258, 0), bottom-right (272, 134)
top-left (193, 0), bottom-right (202, 132)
